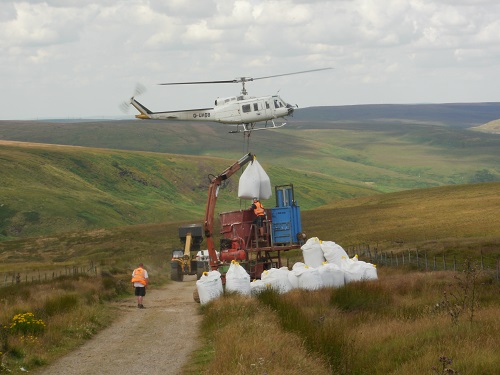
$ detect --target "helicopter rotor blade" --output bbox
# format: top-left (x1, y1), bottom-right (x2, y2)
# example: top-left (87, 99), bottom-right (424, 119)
top-left (158, 68), bottom-right (332, 86)
top-left (134, 83), bottom-right (147, 96)
top-left (251, 67), bottom-right (333, 81)
top-left (159, 80), bottom-right (237, 86)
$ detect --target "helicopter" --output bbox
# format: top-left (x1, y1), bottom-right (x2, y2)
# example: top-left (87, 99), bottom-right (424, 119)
top-left (123, 68), bottom-right (332, 133)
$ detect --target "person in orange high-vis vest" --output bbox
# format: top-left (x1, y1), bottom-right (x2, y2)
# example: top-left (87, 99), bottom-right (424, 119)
top-left (251, 197), bottom-right (266, 237)
top-left (131, 263), bottom-right (149, 308)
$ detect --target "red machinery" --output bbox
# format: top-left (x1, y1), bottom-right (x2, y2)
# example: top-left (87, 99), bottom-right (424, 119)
top-left (203, 154), bottom-right (304, 279)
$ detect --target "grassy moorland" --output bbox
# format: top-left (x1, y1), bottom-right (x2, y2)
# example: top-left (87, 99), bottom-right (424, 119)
top-left (1, 116), bottom-right (499, 240)
top-left (0, 181), bottom-right (498, 373)
top-left (1, 111), bottom-right (499, 194)
top-left (188, 266), bottom-right (498, 375)
top-left (0, 105), bottom-right (499, 373)
top-left (0, 140), bottom-right (375, 240)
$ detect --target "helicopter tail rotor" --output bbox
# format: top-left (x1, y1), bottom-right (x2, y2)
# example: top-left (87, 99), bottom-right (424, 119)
top-left (120, 83), bottom-right (147, 113)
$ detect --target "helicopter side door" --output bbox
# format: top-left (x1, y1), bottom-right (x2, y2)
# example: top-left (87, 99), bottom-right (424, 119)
top-left (240, 99), bottom-right (271, 123)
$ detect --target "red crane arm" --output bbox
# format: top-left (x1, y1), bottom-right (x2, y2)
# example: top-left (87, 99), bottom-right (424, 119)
top-left (203, 153), bottom-right (254, 269)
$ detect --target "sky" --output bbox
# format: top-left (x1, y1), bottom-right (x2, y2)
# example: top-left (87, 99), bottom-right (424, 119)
top-left (1, 0), bottom-right (499, 120)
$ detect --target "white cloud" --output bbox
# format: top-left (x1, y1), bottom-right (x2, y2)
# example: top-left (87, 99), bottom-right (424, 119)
top-left (0, 0), bottom-right (499, 119)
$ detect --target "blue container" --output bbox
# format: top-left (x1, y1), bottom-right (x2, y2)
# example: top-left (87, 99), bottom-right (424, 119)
top-left (272, 184), bottom-right (303, 245)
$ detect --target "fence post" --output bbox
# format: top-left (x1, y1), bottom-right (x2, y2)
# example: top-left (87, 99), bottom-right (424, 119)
top-left (433, 256), bottom-right (436, 270)
top-left (425, 252), bottom-right (428, 271)
top-left (497, 256), bottom-right (499, 281)
top-left (453, 256), bottom-right (456, 272)
top-left (443, 254), bottom-right (446, 271)
top-left (481, 251), bottom-right (484, 270)
top-left (416, 249), bottom-right (420, 269)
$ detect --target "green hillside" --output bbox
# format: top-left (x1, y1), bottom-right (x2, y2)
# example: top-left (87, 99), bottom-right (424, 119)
top-left (1, 108), bottom-right (499, 240)
top-left (0, 141), bottom-right (375, 239)
top-left (302, 181), bottom-right (500, 254)
top-left (1, 117), bottom-right (499, 193)
top-left (1, 181), bottom-right (498, 270)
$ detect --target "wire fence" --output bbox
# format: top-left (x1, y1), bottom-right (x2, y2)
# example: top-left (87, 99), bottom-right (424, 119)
top-left (345, 244), bottom-right (500, 280)
top-left (2, 261), bottom-right (98, 287)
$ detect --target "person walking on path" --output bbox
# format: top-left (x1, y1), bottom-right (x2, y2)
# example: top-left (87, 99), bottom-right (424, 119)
top-left (131, 263), bottom-right (149, 308)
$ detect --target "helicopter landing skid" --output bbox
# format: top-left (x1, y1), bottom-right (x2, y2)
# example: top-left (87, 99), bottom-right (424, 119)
top-left (228, 120), bottom-right (287, 134)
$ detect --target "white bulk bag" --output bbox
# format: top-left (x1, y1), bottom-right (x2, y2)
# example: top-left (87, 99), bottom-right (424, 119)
top-left (321, 241), bottom-right (348, 266)
top-left (225, 261), bottom-right (251, 296)
top-left (196, 270), bottom-right (223, 305)
top-left (341, 256), bottom-right (378, 283)
top-left (250, 279), bottom-right (267, 296)
top-left (261, 267), bottom-right (292, 294)
top-left (340, 257), bottom-right (363, 283)
top-left (255, 159), bottom-right (272, 200)
top-left (238, 159), bottom-right (272, 200)
top-left (359, 260), bottom-right (378, 281)
top-left (301, 237), bottom-right (325, 267)
top-left (288, 269), bottom-right (299, 289)
top-left (318, 263), bottom-right (345, 288)
top-left (292, 263), bottom-right (324, 290)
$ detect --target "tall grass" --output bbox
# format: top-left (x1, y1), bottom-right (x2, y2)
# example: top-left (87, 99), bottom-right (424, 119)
top-left (188, 266), bottom-right (499, 375)
top-left (0, 273), bottom-right (130, 374)
top-left (190, 293), bottom-right (331, 375)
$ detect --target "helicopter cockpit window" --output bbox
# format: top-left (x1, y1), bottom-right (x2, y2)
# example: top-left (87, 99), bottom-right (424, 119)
top-left (242, 104), bottom-right (251, 113)
top-left (266, 102), bottom-right (270, 109)
top-left (274, 100), bottom-right (279, 108)
top-left (253, 103), bottom-right (259, 111)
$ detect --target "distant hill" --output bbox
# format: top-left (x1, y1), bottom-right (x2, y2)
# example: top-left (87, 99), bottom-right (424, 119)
top-left (470, 119), bottom-right (500, 134)
top-left (1, 103), bottom-right (499, 239)
top-left (294, 102), bottom-right (500, 128)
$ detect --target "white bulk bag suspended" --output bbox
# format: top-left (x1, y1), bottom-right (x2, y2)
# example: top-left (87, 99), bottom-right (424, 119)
top-left (196, 270), bottom-right (224, 305)
top-left (255, 159), bottom-right (272, 200)
top-left (238, 158), bottom-right (272, 200)
top-left (225, 261), bottom-right (251, 296)
top-left (301, 237), bottom-right (325, 267)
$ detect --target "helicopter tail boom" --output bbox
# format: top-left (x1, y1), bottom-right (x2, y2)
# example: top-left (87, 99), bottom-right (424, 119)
top-left (130, 98), bottom-right (153, 119)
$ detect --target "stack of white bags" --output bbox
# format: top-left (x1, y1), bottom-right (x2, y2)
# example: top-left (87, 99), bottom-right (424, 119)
top-left (196, 237), bottom-right (378, 303)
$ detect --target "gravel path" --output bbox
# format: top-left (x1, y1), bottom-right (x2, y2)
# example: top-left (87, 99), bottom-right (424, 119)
top-left (36, 276), bottom-right (201, 375)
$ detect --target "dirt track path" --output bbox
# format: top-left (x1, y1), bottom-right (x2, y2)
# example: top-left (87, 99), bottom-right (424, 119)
top-left (36, 276), bottom-right (201, 375)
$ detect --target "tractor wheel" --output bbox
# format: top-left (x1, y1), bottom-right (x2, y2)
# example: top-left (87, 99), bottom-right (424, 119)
top-left (171, 264), bottom-right (184, 282)
top-left (196, 261), bottom-right (209, 280)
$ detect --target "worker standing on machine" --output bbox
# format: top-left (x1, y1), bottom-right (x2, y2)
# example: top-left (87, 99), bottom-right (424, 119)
top-left (251, 197), bottom-right (266, 238)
